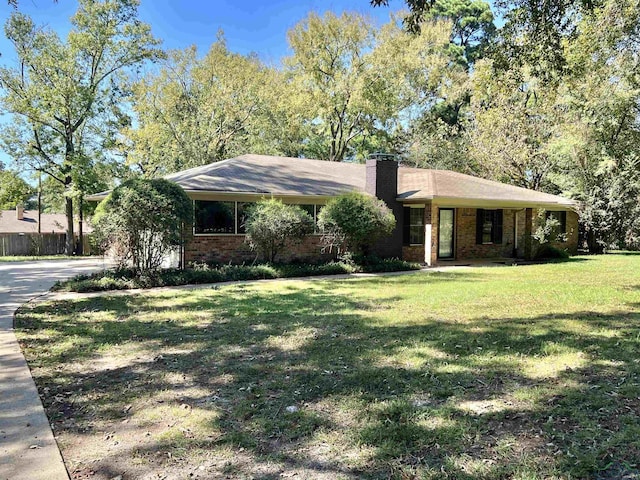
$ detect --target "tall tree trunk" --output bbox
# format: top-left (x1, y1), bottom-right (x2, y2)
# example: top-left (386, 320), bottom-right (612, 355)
top-left (78, 196), bottom-right (84, 255)
top-left (65, 195), bottom-right (74, 255)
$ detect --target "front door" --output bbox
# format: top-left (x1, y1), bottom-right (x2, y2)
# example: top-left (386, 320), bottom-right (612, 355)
top-left (438, 208), bottom-right (455, 259)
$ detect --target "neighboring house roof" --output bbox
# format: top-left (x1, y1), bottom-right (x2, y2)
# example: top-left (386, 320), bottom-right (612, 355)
top-left (0, 211), bottom-right (93, 234)
top-left (86, 154), bottom-right (576, 209)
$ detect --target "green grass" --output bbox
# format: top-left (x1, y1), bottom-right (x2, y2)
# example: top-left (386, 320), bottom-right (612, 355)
top-left (0, 255), bottom-right (96, 262)
top-left (15, 253), bottom-right (640, 479)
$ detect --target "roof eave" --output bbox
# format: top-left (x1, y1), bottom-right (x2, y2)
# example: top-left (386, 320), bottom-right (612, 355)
top-left (398, 195), bottom-right (577, 210)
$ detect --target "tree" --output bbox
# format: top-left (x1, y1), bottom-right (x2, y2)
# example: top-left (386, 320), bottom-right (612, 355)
top-left (0, 0), bottom-right (162, 254)
top-left (93, 178), bottom-right (192, 273)
top-left (317, 192), bottom-right (396, 255)
top-left (371, 0), bottom-right (596, 76)
top-left (286, 11), bottom-right (451, 162)
top-left (425, 0), bottom-right (496, 68)
top-left (286, 12), bottom-right (381, 162)
top-left (0, 170), bottom-right (33, 209)
top-left (467, 60), bottom-right (564, 191)
top-left (244, 199), bottom-right (314, 263)
top-left (124, 36), bottom-right (301, 176)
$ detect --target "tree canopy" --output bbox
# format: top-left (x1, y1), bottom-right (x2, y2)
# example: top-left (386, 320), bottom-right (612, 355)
top-left (0, 0), bottom-right (162, 253)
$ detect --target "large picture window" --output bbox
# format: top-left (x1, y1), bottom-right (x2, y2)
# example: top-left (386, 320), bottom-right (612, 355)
top-left (194, 201), bottom-right (236, 234)
top-left (194, 200), bottom-right (321, 235)
top-left (476, 209), bottom-right (503, 245)
top-left (403, 207), bottom-right (425, 245)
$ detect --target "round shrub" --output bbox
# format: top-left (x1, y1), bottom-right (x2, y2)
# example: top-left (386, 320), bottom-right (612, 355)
top-left (244, 198), bottom-right (314, 263)
top-left (317, 192), bottom-right (396, 255)
top-left (93, 178), bottom-right (192, 274)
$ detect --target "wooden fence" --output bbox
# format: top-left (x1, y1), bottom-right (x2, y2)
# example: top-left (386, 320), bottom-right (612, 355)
top-left (0, 233), bottom-right (92, 256)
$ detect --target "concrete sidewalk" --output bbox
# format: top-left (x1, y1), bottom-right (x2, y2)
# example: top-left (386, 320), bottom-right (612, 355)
top-left (0, 258), bottom-right (111, 480)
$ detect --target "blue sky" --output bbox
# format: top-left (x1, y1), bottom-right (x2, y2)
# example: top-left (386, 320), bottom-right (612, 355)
top-left (0, 0), bottom-right (404, 66)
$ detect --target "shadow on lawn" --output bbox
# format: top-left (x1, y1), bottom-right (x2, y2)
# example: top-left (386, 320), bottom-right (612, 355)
top-left (16, 270), bottom-right (640, 480)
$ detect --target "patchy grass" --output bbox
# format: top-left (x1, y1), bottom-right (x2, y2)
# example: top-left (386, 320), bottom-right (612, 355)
top-left (15, 253), bottom-right (640, 479)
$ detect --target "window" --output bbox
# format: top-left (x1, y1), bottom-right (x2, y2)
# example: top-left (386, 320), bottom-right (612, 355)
top-left (300, 204), bottom-right (315, 223)
top-left (195, 201), bottom-right (235, 234)
top-left (194, 200), bottom-right (320, 235)
top-left (476, 209), bottom-right (503, 244)
top-left (402, 207), bottom-right (425, 245)
top-left (236, 202), bottom-right (254, 234)
top-left (300, 204), bottom-right (323, 233)
top-left (545, 211), bottom-right (567, 236)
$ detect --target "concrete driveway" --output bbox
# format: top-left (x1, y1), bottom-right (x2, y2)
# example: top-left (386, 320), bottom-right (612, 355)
top-left (0, 258), bottom-right (111, 480)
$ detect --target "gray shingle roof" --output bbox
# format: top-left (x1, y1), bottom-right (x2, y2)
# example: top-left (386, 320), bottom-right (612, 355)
top-left (398, 168), bottom-right (576, 206)
top-left (0, 211), bottom-right (92, 234)
top-left (165, 154), bottom-right (365, 197)
top-left (87, 154), bottom-right (576, 208)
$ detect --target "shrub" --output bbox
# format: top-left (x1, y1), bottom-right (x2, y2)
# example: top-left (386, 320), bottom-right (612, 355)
top-left (317, 192), bottom-right (396, 256)
top-left (93, 178), bottom-right (192, 274)
top-left (532, 209), bottom-right (569, 259)
top-left (533, 244), bottom-right (570, 260)
top-left (244, 198), bottom-right (314, 262)
top-left (53, 259), bottom-right (421, 293)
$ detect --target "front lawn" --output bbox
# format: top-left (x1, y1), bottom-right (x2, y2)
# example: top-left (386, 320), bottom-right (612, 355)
top-left (15, 254), bottom-right (640, 479)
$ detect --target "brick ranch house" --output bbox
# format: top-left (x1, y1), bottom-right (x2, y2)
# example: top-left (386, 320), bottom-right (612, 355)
top-left (89, 154), bottom-right (578, 266)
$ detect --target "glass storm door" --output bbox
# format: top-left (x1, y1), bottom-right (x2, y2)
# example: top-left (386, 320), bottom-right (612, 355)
top-left (438, 208), bottom-right (455, 259)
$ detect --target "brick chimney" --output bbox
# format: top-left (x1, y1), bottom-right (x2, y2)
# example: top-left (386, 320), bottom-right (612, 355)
top-left (16, 205), bottom-right (24, 221)
top-left (365, 154), bottom-right (403, 257)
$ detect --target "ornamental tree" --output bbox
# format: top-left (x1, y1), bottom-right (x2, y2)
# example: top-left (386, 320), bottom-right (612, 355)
top-left (0, 0), bottom-right (162, 255)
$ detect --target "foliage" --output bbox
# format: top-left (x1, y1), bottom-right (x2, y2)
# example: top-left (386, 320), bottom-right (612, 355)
top-left (425, 0), bottom-right (496, 68)
top-left (0, 170), bottom-right (33, 209)
top-left (468, 61), bottom-right (564, 191)
top-left (318, 192), bottom-right (396, 255)
top-left (531, 210), bottom-right (570, 259)
top-left (286, 11), bottom-right (451, 161)
top-left (532, 211), bottom-right (568, 246)
top-left (123, 36), bottom-right (300, 176)
top-left (244, 199), bottom-right (314, 263)
top-left (0, 0), bottom-right (162, 254)
top-left (52, 259), bottom-right (421, 292)
top-left (93, 178), bottom-right (192, 273)
top-left (372, 0), bottom-right (595, 77)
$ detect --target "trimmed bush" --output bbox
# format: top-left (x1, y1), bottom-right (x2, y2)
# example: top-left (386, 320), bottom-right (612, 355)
top-left (244, 198), bottom-right (314, 262)
top-left (317, 192), bottom-right (396, 256)
top-left (93, 178), bottom-right (192, 274)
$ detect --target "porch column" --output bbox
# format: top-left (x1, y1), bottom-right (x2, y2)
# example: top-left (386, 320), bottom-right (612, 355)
top-left (424, 202), bottom-right (437, 266)
top-left (524, 208), bottom-right (533, 259)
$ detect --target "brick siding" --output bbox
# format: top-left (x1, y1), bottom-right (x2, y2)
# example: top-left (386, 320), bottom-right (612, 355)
top-left (184, 233), bottom-right (332, 265)
top-left (402, 246), bottom-right (424, 263)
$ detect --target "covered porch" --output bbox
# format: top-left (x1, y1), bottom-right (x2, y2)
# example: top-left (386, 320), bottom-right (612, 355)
top-left (401, 202), bottom-right (578, 266)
